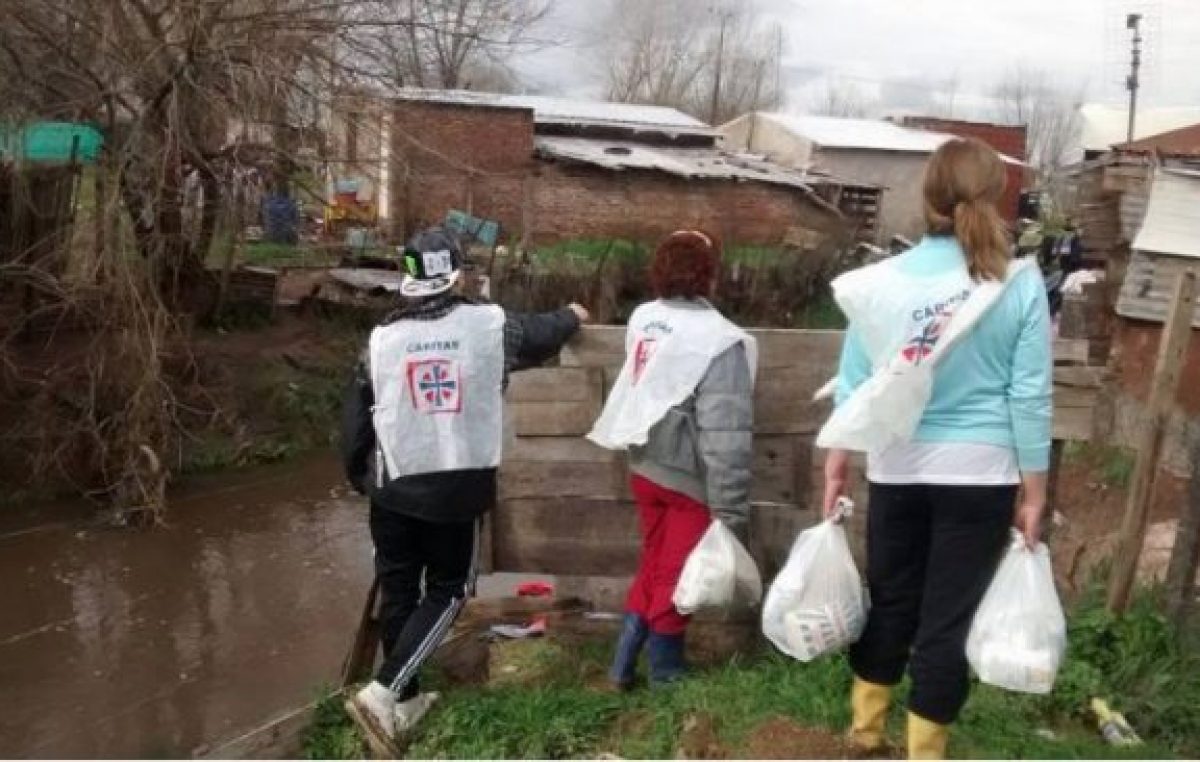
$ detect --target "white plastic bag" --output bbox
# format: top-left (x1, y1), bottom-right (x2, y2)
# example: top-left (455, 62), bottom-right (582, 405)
top-left (966, 531), bottom-right (1067, 694)
top-left (672, 520), bottom-right (763, 615)
top-left (762, 502), bottom-right (868, 662)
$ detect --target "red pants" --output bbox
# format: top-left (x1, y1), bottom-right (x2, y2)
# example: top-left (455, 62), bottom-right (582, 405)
top-left (626, 475), bottom-right (713, 635)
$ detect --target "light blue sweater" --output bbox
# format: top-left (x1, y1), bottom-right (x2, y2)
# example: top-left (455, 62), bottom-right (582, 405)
top-left (834, 236), bottom-right (1053, 472)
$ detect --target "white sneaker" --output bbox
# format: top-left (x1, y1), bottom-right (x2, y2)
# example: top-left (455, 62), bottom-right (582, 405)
top-left (394, 691), bottom-right (440, 734)
top-left (347, 681), bottom-right (396, 740)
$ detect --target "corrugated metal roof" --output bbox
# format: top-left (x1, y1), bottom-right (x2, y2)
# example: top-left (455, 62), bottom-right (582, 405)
top-left (1079, 103), bottom-right (1200, 152)
top-left (749, 112), bottom-right (1026, 166)
top-left (757, 112), bottom-right (947, 153)
top-left (1131, 168), bottom-right (1200, 259)
top-left (533, 136), bottom-right (857, 198)
top-left (1116, 251), bottom-right (1200, 327)
top-left (394, 89), bottom-right (713, 136)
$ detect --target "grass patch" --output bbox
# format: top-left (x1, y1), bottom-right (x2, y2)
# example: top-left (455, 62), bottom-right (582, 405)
top-left (302, 588), bottom-right (1198, 759)
top-left (180, 334), bottom-right (356, 476)
top-left (1065, 442), bottom-right (1137, 489)
top-left (792, 293), bottom-right (847, 329)
top-left (240, 241), bottom-right (344, 268)
top-left (302, 689), bottom-right (366, 760)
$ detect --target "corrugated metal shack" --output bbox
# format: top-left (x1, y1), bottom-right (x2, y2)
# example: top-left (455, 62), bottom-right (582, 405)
top-left (1117, 168), bottom-right (1200, 326)
top-left (1109, 167), bottom-right (1200, 478)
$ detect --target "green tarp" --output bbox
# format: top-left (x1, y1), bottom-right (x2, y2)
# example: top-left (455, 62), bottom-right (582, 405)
top-left (0, 121), bottom-right (104, 164)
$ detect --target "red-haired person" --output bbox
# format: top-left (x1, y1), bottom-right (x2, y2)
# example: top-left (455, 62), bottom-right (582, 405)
top-left (589, 230), bottom-right (756, 688)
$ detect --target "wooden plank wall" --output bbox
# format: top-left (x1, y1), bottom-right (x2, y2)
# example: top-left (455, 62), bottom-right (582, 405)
top-left (496, 327), bottom-right (851, 581)
top-left (490, 327), bottom-right (1098, 580)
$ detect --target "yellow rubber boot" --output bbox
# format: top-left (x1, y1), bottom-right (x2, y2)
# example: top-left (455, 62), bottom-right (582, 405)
top-left (907, 711), bottom-right (949, 760)
top-left (848, 677), bottom-right (891, 753)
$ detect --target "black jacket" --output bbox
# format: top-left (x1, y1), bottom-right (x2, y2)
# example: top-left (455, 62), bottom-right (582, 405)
top-left (340, 294), bottom-right (580, 522)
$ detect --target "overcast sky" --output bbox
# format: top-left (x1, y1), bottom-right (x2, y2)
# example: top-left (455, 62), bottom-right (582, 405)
top-left (513, 0), bottom-right (1200, 118)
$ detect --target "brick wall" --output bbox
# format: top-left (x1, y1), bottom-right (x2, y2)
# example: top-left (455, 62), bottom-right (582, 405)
top-left (530, 165), bottom-right (838, 245)
top-left (389, 99), bottom-right (840, 246)
top-left (903, 117), bottom-right (1029, 223)
top-left (390, 101), bottom-right (534, 237)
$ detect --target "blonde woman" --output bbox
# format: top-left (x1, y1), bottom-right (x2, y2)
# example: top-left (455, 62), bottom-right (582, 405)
top-left (822, 139), bottom-right (1052, 759)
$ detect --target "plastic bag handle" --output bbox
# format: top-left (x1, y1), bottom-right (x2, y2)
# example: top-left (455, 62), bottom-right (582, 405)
top-left (831, 497), bottom-right (854, 525)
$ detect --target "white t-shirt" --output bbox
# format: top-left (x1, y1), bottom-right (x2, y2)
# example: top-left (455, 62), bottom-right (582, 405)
top-left (868, 442), bottom-right (1019, 486)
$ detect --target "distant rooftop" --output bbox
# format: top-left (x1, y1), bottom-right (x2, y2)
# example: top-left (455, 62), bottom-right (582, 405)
top-left (1116, 122), bottom-right (1200, 158)
top-left (1079, 103), bottom-right (1200, 153)
top-left (393, 89), bottom-right (714, 137)
top-left (739, 112), bottom-right (1025, 165)
top-left (756, 113), bottom-right (949, 153)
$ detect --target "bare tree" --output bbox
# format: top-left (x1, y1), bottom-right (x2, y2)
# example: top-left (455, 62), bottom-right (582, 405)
top-left (991, 66), bottom-right (1085, 172)
top-left (356, 0), bottom-right (552, 91)
top-left (602, 0), bottom-right (785, 125)
top-left (810, 78), bottom-right (877, 119)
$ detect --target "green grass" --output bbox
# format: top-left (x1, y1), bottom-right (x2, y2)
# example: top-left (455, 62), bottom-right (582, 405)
top-left (240, 241), bottom-right (346, 268)
top-left (1065, 443), bottom-right (1137, 489)
top-left (792, 293), bottom-right (847, 329)
top-left (303, 688), bottom-right (367, 760)
top-left (304, 586), bottom-right (1198, 759)
top-left (528, 239), bottom-right (793, 269)
top-left (529, 238), bottom-right (650, 267)
top-left (180, 336), bottom-right (356, 476)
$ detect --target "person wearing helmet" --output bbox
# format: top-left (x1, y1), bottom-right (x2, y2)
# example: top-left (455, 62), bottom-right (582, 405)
top-left (341, 227), bottom-right (588, 743)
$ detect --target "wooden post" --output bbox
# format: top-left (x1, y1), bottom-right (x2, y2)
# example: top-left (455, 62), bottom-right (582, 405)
top-left (1165, 431), bottom-right (1200, 628)
top-left (1107, 270), bottom-right (1197, 614)
top-left (1043, 439), bottom-right (1066, 543)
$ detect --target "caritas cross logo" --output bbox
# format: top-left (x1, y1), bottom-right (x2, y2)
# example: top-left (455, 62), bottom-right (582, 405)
top-left (901, 320), bottom-right (944, 365)
top-left (407, 359), bottom-right (462, 413)
top-left (632, 337), bottom-right (658, 383)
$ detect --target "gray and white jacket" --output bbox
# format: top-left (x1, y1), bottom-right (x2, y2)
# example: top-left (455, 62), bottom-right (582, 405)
top-left (628, 338), bottom-right (754, 533)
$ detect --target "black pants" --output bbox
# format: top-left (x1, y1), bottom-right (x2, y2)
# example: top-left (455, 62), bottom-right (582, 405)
top-left (370, 504), bottom-right (480, 698)
top-left (848, 482), bottom-right (1016, 725)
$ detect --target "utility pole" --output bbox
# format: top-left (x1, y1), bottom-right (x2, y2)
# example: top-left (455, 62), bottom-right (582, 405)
top-left (709, 10), bottom-right (728, 125)
top-left (1126, 12), bottom-right (1143, 144)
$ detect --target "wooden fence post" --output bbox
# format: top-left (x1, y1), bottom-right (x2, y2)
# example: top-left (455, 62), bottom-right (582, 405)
top-left (1107, 270), bottom-right (1197, 615)
top-left (1166, 430), bottom-right (1200, 628)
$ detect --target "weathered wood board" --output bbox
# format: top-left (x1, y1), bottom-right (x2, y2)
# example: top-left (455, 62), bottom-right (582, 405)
top-left (493, 327), bottom-right (1100, 578)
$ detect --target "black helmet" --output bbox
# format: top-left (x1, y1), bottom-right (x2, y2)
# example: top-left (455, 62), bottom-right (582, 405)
top-left (400, 227), bottom-right (463, 297)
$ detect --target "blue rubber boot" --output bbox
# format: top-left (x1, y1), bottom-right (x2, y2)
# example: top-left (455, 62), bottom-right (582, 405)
top-left (647, 631), bottom-right (687, 685)
top-left (608, 613), bottom-right (650, 690)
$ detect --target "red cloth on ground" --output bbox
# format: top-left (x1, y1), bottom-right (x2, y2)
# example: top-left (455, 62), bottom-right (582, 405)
top-left (625, 475), bottom-right (713, 635)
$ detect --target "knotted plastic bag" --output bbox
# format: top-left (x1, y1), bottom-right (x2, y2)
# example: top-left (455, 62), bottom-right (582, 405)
top-left (762, 501), bottom-right (868, 662)
top-left (966, 531), bottom-right (1067, 694)
top-left (672, 520), bottom-right (763, 615)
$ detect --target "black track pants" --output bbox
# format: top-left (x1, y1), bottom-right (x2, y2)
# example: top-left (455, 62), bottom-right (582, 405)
top-left (848, 482), bottom-right (1016, 724)
top-left (369, 504), bottom-right (479, 698)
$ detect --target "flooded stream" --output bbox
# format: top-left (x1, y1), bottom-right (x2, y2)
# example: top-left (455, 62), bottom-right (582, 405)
top-left (0, 454), bottom-right (375, 758)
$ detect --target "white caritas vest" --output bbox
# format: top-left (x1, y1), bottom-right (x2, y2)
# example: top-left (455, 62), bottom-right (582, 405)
top-left (369, 304), bottom-right (505, 479)
top-left (814, 257), bottom-right (1037, 453)
top-left (588, 300), bottom-right (757, 450)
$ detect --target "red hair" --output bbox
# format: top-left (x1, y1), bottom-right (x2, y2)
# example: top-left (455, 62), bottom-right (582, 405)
top-left (650, 229), bottom-right (721, 299)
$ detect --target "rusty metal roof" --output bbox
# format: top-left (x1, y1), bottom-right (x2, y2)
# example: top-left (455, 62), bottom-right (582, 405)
top-left (532, 137), bottom-right (869, 211)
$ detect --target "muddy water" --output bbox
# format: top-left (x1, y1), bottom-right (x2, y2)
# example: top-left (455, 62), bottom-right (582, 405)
top-left (0, 455), bottom-right (376, 758)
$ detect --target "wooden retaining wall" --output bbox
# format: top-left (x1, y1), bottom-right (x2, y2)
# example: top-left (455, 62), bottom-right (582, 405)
top-left (489, 327), bottom-right (1099, 585)
top-left (493, 326), bottom-right (851, 583)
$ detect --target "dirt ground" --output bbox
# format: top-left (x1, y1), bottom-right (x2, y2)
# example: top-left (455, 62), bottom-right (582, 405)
top-left (741, 717), bottom-right (855, 760)
top-left (1051, 454), bottom-right (1187, 597)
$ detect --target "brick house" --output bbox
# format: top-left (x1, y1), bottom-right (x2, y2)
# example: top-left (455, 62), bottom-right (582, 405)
top-left (901, 117), bottom-right (1029, 223)
top-left (372, 90), bottom-right (856, 247)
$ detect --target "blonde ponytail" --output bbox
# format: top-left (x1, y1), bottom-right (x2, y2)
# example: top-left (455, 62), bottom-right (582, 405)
top-left (923, 139), bottom-right (1010, 281)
